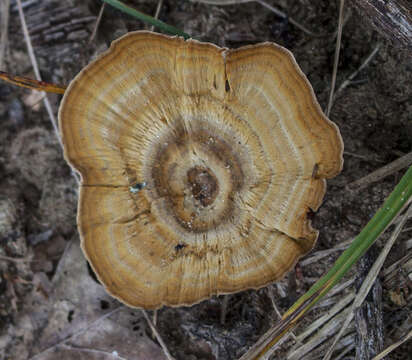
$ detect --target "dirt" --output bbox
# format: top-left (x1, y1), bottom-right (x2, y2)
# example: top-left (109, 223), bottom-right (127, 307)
top-left (0, 1), bottom-right (411, 359)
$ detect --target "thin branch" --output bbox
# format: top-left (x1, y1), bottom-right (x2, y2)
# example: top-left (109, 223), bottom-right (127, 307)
top-left (326, 0), bottom-right (345, 117)
top-left (0, 71), bottom-right (67, 94)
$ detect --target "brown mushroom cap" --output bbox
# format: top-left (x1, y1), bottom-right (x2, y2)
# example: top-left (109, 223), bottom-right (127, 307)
top-left (58, 31), bottom-right (343, 309)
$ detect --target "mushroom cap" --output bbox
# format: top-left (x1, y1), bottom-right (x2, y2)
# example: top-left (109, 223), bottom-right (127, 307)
top-left (58, 31), bottom-right (343, 309)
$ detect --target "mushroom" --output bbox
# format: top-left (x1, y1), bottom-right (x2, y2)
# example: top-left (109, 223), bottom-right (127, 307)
top-left (58, 31), bottom-right (343, 309)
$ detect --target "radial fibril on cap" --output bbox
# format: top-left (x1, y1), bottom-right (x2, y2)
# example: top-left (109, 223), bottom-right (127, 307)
top-left (58, 31), bottom-right (343, 309)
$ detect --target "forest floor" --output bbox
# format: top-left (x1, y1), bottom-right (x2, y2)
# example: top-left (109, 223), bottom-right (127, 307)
top-left (0, 1), bottom-right (411, 359)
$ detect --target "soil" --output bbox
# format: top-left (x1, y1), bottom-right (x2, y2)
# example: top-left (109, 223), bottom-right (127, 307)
top-left (0, 1), bottom-right (411, 359)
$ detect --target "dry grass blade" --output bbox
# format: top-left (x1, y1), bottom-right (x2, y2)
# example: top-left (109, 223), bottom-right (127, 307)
top-left (322, 201), bottom-right (412, 360)
top-left (334, 43), bottom-right (381, 98)
top-left (326, 0), bottom-right (345, 117)
top-left (296, 292), bottom-right (354, 343)
top-left (372, 329), bottom-right (412, 360)
top-left (288, 306), bottom-right (353, 360)
top-left (89, 2), bottom-right (106, 43)
top-left (300, 238), bottom-right (353, 266)
top-left (267, 286), bottom-right (299, 342)
top-left (238, 295), bottom-right (316, 359)
top-left (16, 0), bottom-right (59, 141)
top-left (141, 310), bottom-right (174, 360)
top-left (0, 0), bottom-right (10, 70)
top-left (347, 152), bottom-right (412, 190)
top-left (150, 0), bottom-right (164, 31)
top-left (16, 0), bottom-right (80, 185)
top-left (255, 0), bottom-right (322, 37)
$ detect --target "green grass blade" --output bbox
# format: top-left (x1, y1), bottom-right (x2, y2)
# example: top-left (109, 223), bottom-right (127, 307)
top-left (284, 165), bottom-right (412, 318)
top-left (244, 166), bottom-right (412, 359)
top-left (101, 0), bottom-right (191, 39)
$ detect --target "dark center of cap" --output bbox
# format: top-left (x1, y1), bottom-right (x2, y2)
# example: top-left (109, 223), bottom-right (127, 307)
top-left (187, 166), bottom-right (219, 207)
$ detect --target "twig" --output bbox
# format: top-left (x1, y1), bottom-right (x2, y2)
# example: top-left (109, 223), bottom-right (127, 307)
top-left (322, 202), bottom-right (412, 360)
top-left (326, 0), bottom-right (345, 117)
top-left (347, 152), bottom-right (412, 190)
top-left (0, 0), bottom-right (10, 70)
top-left (150, 0), bottom-right (163, 32)
top-left (372, 329), bottom-right (412, 360)
top-left (89, 2), bottom-right (106, 43)
top-left (334, 43), bottom-right (381, 98)
top-left (16, 0), bottom-right (80, 184)
top-left (141, 310), bottom-right (174, 360)
top-left (28, 306), bottom-right (125, 360)
top-left (0, 71), bottom-right (67, 94)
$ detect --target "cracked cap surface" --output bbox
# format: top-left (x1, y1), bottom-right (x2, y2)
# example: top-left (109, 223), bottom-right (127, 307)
top-left (58, 31), bottom-right (343, 309)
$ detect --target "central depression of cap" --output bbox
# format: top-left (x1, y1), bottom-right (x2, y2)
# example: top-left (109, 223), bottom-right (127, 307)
top-left (58, 31), bottom-right (343, 309)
